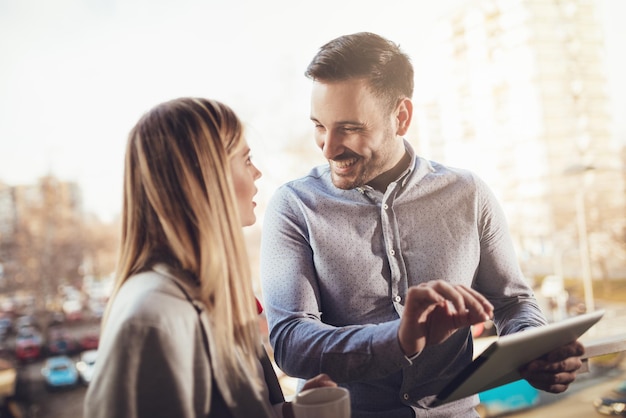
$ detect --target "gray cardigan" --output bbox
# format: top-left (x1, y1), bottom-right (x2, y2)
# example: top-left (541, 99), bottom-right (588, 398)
top-left (84, 265), bottom-right (284, 418)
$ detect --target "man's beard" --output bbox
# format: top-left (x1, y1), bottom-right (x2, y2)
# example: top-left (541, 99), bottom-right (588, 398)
top-left (330, 155), bottom-right (385, 190)
top-left (330, 131), bottom-right (396, 190)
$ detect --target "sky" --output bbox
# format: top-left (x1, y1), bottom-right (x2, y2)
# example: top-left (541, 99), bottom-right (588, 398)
top-left (1, 0), bottom-right (624, 222)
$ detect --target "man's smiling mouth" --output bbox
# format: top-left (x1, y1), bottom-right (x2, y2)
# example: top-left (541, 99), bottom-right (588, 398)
top-left (332, 157), bottom-right (358, 170)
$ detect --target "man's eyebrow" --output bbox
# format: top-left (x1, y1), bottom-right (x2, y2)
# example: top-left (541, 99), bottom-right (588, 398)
top-left (309, 117), bottom-right (364, 126)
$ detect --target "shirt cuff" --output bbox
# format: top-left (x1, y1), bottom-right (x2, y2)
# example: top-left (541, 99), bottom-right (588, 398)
top-left (371, 320), bottom-right (417, 370)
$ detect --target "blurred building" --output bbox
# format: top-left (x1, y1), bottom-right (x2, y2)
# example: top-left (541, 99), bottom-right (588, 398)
top-left (0, 182), bottom-right (16, 288)
top-left (414, 0), bottom-right (626, 279)
top-left (0, 176), bottom-right (83, 298)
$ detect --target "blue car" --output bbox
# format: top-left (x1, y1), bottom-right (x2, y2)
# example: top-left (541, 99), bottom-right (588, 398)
top-left (41, 356), bottom-right (78, 389)
top-left (477, 379), bottom-right (540, 416)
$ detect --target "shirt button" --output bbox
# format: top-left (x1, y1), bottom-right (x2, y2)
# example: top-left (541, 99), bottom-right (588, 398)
top-left (403, 393), bottom-right (409, 400)
top-left (383, 204), bottom-right (389, 210)
top-left (389, 249), bottom-right (395, 256)
top-left (394, 295), bottom-right (401, 303)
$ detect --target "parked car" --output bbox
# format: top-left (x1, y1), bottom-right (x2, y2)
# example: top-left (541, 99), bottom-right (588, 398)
top-left (593, 380), bottom-right (626, 416)
top-left (78, 331), bottom-right (99, 351)
top-left (46, 327), bottom-right (78, 356)
top-left (15, 328), bottom-right (43, 362)
top-left (14, 315), bottom-right (37, 333)
top-left (76, 350), bottom-right (97, 385)
top-left (477, 379), bottom-right (540, 417)
top-left (62, 299), bottom-right (83, 322)
top-left (41, 356), bottom-right (79, 389)
top-left (0, 316), bottom-right (12, 338)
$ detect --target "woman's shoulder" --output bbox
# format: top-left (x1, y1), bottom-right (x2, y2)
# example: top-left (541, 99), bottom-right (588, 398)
top-left (108, 269), bottom-right (198, 330)
top-left (120, 269), bottom-right (186, 302)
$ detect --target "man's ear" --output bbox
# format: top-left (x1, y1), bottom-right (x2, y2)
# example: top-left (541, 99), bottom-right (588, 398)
top-left (395, 98), bottom-right (413, 136)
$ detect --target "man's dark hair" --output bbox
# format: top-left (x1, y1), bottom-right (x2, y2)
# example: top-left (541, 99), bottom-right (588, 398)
top-left (305, 32), bottom-right (414, 112)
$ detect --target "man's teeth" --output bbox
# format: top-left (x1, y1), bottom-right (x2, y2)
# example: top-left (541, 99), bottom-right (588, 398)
top-left (334, 158), bottom-right (357, 168)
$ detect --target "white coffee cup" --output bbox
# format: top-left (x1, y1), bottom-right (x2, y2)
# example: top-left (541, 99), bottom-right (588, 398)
top-left (292, 386), bottom-right (351, 418)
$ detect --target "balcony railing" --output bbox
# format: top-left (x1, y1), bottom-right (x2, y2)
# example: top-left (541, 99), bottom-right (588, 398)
top-left (580, 332), bottom-right (626, 373)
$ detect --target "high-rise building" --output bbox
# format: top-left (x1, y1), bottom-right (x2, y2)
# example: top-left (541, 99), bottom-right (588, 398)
top-left (414, 0), bottom-right (626, 278)
top-left (0, 175), bottom-right (84, 294)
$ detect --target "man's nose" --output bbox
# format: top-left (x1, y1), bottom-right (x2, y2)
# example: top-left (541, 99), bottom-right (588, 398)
top-left (321, 131), bottom-right (343, 160)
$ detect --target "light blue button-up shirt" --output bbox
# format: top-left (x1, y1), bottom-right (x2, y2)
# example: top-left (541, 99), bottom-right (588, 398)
top-left (260, 141), bottom-right (546, 418)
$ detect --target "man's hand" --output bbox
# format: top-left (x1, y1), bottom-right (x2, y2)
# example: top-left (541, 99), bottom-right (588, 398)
top-left (398, 280), bottom-right (494, 357)
top-left (301, 373), bottom-right (337, 391)
top-left (519, 340), bottom-right (585, 393)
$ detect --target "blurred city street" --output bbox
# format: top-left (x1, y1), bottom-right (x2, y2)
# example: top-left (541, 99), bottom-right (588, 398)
top-left (0, 297), bottom-right (621, 418)
top-left (509, 357), bottom-right (626, 418)
top-left (2, 316), bottom-right (99, 418)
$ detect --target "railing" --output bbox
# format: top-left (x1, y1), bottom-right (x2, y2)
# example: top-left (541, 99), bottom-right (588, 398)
top-left (579, 332), bottom-right (626, 373)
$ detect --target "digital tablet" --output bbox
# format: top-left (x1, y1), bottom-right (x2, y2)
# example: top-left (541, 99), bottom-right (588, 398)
top-left (429, 309), bottom-right (605, 407)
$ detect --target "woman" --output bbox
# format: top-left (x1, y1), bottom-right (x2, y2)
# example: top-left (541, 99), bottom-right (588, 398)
top-left (84, 98), bottom-right (334, 418)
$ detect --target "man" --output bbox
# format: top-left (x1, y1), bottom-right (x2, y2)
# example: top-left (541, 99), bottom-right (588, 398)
top-left (260, 32), bottom-right (584, 418)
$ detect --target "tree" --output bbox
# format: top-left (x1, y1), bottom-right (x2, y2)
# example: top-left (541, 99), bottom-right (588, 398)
top-left (1, 176), bottom-right (119, 313)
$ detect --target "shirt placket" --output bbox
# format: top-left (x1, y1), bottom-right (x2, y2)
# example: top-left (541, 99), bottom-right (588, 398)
top-left (381, 182), bottom-right (409, 317)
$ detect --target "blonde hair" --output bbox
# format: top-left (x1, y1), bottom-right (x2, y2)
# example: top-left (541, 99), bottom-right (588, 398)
top-left (106, 97), bottom-right (260, 384)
